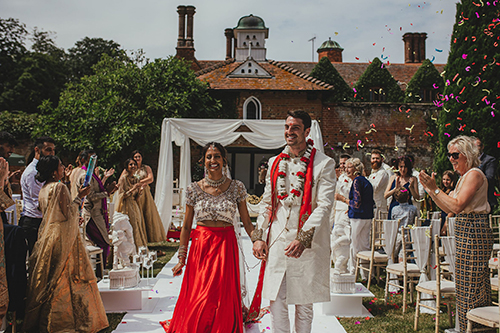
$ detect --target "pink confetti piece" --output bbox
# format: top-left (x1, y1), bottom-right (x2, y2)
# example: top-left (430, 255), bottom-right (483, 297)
top-left (355, 321), bottom-right (361, 324)
top-left (445, 133), bottom-right (451, 137)
top-left (492, 111), bottom-right (496, 117)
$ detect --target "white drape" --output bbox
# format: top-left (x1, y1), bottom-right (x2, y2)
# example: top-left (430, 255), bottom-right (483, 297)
top-left (154, 118), bottom-right (324, 233)
top-left (383, 219), bottom-right (399, 292)
top-left (447, 217), bottom-right (456, 236)
top-left (410, 226), bottom-right (434, 313)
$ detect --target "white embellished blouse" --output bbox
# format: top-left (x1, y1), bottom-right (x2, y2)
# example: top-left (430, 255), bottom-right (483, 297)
top-left (185, 180), bottom-right (248, 226)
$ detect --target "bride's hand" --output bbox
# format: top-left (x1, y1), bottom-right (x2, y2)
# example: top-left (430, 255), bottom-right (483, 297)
top-left (172, 262), bottom-right (185, 276)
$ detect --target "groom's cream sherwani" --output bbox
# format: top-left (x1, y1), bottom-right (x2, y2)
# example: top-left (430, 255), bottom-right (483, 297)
top-left (257, 149), bottom-right (336, 304)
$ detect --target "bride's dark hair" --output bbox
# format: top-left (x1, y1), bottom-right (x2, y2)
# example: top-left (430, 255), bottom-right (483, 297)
top-left (35, 156), bottom-right (61, 183)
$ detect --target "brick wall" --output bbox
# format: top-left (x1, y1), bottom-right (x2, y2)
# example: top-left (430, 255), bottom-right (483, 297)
top-left (321, 102), bottom-right (438, 170)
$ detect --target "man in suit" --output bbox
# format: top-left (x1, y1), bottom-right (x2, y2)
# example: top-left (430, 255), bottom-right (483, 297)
top-left (252, 110), bottom-right (336, 333)
top-left (475, 138), bottom-right (497, 211)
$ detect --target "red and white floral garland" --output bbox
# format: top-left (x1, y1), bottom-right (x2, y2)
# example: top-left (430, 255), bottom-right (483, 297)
top-left (276, 139), bottom-right (314, 207)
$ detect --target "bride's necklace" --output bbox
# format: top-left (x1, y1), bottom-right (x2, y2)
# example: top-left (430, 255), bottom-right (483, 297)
top-left (205, 174), bottom-right (226, 188)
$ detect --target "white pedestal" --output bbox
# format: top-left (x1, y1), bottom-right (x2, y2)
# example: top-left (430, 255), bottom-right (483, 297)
top-left (322, 283), bottom-right (374, 317)
top-left (331, 274), bottom-right (356, 294)
top-left (98, 278), bottom-right (154, 311)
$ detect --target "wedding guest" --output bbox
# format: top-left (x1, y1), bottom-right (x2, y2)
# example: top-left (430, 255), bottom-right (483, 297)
top-left (24, 155), bottom-right (108, 332)
top-left (336, 157), bottom-right (374, 279)
top-left (333, 154), bottom-right (351, 229)
top-left (384, 156), bottom-right (420, 219)
top-left (117, 158), bottom-right (148, 249)
top-left (420, 135), bottom-right (492, 332)
top-left (369, 149), bottom-right (389, 219)
top-left (391, 187), bottom-right (417, 259)
top-left (131, 150), bottom-right (166, 242)
top-left (408, 154), bottom-right (426, 215)
top-left (439, 170), bottom-right (457, 235)
top-left (78, 149), bottom-right (118, 267)
top-left (161, 142), bottom-right (254, 332)
top-left (19, 136), bottom-right (56, 254)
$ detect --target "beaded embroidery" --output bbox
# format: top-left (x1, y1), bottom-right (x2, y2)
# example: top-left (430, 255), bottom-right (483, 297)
top-left (186, 180), bottom-right (247, 225)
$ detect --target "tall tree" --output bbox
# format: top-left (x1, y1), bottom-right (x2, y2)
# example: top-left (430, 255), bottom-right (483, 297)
top-left (434, 2), bottom-right (500, 173)
top-left (67, 37), bottom-right (129, 80)
top-left (310, 57), bottom-right (352, 102)
top-left (404, 59), bottom-right (444, 103)
top-left (353, 57), bottom-right (404, 103)
top-left (35, 55), bottom-right (224, 166)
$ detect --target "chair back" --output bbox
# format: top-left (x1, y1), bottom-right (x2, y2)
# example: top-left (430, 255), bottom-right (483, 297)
top-left (441, 236), bottom-right (456, 277)
top-left (409, 225), bottom-right (432, 282)
top-left (401, 226), bottom-right (418, 273)
top-left (434, 234), bottom-right (449, 290)
top-left (379, 219), bottom-right (399, 263)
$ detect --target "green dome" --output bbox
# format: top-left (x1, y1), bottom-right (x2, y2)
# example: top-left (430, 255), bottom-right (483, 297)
top-left (318, 38), bottom-right (344, 51)
top-left (235, 14), bottom-right (267, 30)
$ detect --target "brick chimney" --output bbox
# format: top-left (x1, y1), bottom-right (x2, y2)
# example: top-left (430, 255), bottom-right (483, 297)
top-left (175, 5), bottom-right (200, 71)
top-left (403, 32), bottom-right (427, 63)
top-left (225, 28), bottom-right (234, 60)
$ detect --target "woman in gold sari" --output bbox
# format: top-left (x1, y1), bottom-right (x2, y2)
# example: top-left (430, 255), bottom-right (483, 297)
top-left (24, 155), bottom-right (108, 333)
top-left (117, 158), bottom-right (148, 249)
top-left (131, 150), bottom-right (165, 242)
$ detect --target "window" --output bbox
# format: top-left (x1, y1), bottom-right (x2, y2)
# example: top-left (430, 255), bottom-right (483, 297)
top-left (243, 97), bottom-right (261, 120)
top-left (369, 87), bottom-right (386, 102)
top-left (419, 89), bottom-right (434, 102)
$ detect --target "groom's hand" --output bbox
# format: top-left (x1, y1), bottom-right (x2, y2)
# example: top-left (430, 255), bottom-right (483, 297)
top-left (253, 240), bottom-right (268, 260)
top-left (285, 240), bottom-right (305, 258)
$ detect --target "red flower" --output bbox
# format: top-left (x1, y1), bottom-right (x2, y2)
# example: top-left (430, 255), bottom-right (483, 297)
top-left (277, 193), bottom-right (289, 200)
top-left (296, 171), bottom-right (306, 178)
top-left (300, 156), bottom-right (309, 164)
top-left (278, 171), bottom-right (286, 178)
top-left (291, 189), bottom-right (301, 197)
top-left (307, 139), bottom-right (314, 145)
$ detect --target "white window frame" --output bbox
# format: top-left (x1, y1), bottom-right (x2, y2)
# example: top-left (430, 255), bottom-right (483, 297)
top-left (243, 96), bottom-right (262, 120)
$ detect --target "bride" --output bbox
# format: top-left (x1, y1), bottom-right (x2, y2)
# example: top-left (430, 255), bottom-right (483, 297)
top-left (161, 142), bottom-right (255, 333)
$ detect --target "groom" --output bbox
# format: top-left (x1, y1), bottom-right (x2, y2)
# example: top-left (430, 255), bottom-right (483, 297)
top-left (251, 110), bottom-right (336, 333)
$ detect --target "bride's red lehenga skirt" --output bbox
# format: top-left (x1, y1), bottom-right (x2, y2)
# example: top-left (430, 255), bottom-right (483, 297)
top-left (161, 225), bottom-right (243, 333)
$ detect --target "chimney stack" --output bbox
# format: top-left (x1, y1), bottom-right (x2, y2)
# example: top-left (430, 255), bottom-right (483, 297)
top-left (225, 28), bottom-right (234, 60)
top-left (403, 32), bottom-right (427, 63)
top-left (177, 6), bottom-right (186, 47)
top-left (175, 5), bottom-right (200, 70)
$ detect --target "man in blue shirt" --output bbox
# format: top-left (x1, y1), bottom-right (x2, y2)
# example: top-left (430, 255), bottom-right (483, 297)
top-left (19, 136), bottom-right (56, 254)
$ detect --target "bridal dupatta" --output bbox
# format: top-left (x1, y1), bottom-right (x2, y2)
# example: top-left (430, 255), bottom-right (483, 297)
top-left (24, 182), bottom-right (108, 333)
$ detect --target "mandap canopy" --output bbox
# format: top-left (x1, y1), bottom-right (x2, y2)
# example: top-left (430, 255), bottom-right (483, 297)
top-left (154, 118), bottom-right (324, 233)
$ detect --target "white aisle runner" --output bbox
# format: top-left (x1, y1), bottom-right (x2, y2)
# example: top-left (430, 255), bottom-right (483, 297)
top-left (114, 233), bottom-right (346, 333)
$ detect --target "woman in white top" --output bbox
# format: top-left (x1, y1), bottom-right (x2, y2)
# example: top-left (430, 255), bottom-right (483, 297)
top-left (419, 135), bottom-right (492, 332)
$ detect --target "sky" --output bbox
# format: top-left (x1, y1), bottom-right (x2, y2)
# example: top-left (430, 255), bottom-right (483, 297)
top-left (2, 0), bottom-right (458, 64)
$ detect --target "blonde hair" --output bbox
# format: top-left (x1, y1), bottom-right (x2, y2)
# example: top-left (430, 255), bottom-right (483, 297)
top-left (447, 135), bottom-right (480, 169)
top-left (346, 157), bottom-right (364, 176)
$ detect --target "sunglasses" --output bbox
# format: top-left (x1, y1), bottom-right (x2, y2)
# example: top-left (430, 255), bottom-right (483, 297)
top-left (447, 152), bottom-right (460, 160)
